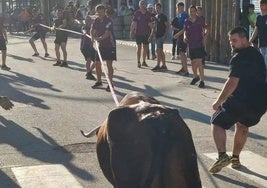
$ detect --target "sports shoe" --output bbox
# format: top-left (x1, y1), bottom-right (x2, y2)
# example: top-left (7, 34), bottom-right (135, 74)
top-left (171, 56), bottom-right (175, 60)
top-left (1, 65), bottom-right (11, 71)
top-left (86, 72), bottom-right (96, 80)
top-left (106, 84), bottom-right (114, 92)
top-left (53, 61), bottom-right (61, 66)
top-left (176, 69), bottom-right (183, 74)
top-left (152, 55), bottom-right (156, 60)
top-left (230, 156), bottom-right (241, 169)
top-left (190, 76), bottom-right (200, 85)
top-left (160, 65), bottom-right (168, 71)
top-left (137, 61), bottom-right (141, 68)
top-left (142, 61), bottom-right (148, 67)
top-left (209, 153), bottom-right (230, 174)
top-left (180, 71), bottom-right (189, 76)
top-left (32, 52), bottom-right (39, 56)
top-left (91, 81), bottom-right (103, 89)
top-left (44, 53), bottom-right (49, 57)
top-left (60, 61), bottom-right (68, 67)
top-left (198, 81), bottom-right (205, 88)
top-left (151, 65), bottom-right (160, 71)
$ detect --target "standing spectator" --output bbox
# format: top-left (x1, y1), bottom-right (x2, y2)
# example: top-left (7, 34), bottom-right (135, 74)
top-left (130, 0), bottom-right (152, 68)
top-left (0, 17), bottom-right (10, 70)
top-left (91, 4), bottom-right (116, 92)
top-left (19, 8), bottom-right (31, 31)
top-left (80, 15), bottom-right (96, 80)
top-left (50, 6), bottom-right (58, 25)
top-left (146, 3), bottom-right (156, 60)
top-left (247, 4), bottom-right (258, 49)
top-left (184, 5), bottom-right (207, 88)
top-left (250, 0), bottom-right (267, 81)
top-left (197, 6), bottom-right (209, 65)
top-left (151, 3), bottom-right (169, 71)
top-left (173, 2), bottom-right (189, 76)
top-left (75, 5), bottom-right (85, 23)
top-left (29, 9), bottom-right (49, 57)
top-left (209, 27), bottom-right (266, 174)
top-left (52, 9), bottom-right (69, 67)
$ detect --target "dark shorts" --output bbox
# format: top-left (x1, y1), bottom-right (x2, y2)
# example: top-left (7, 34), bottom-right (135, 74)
top-left (211, 97), bottom-right (266, 129)
top-left (189, 47), bottom-right (205, 60)
top-left (177, 38), bottom-right (187, 53)
top-left (30, 32), bottom-right (47, 41)
top-left (54, 35), bottom-right (68, 44)
top-left (0, 38), bottom-right (7, 50)
top-left (135, 35), bottom-right (149, 45)
top-left (95, 46), bottom-right (117, 61)
top-left (81, 47), bottom-right (97, 61)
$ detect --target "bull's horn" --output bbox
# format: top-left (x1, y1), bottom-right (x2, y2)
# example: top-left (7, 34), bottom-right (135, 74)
top-left (80, 126), bottom-right (101, 138)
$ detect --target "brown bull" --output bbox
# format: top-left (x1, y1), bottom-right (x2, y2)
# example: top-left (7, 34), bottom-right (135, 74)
top-left (81, 92), bottom-right (202, 188)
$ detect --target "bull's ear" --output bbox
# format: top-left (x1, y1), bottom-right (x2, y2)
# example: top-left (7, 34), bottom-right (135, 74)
top-left (107, 107), bottom-right (139, 143)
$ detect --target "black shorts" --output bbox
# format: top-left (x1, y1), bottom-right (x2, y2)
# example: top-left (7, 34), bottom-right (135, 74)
top-left (0, 38), bottom-right (7, 50)
top-left (211, 97), bottom-right (266, 129)
top-left (81, 47), bottom-right (97, 61)
top-left (54, 35), bottom-right (68, 44)
top-left (135, 35), bottom-right (149, 45)
top-left (30, 32), bottom-right (47, 41)
top-left (95, 46), bottom-right (116, 61)
top-left (177, 38), bottom-right (187, 53)
top-left (189, 47), bottom-right (205, 60)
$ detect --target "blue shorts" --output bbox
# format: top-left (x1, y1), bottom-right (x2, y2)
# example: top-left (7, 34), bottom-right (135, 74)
top-left (156, 38), bottom-right (164, 50)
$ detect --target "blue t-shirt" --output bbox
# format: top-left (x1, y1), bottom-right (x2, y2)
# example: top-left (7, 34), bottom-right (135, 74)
top-left (171, 11), bottom-right (188, 37)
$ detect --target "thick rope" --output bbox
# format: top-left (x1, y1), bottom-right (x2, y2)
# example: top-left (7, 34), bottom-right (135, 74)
top-left (39, 24), bottom-right (119, 106)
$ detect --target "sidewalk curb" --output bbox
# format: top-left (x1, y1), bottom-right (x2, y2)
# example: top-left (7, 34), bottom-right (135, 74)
top-left (117, 40), bottom-right (173, 55)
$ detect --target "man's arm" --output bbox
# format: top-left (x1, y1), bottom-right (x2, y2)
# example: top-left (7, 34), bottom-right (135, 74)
top-left (249, 26), bottom-right (258, 44)
top-left (212, 76), bottom-right (239, 110)
top-left (130, 21), bottom-right (137, 39)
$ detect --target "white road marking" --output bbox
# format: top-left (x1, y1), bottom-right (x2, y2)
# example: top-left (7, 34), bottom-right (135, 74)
top-left (12, 164), bottom-right (82, 188)
top-left (204, 150), bottom-right (267, 188)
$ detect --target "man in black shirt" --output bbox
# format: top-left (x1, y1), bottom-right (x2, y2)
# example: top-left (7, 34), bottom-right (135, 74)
top-left (209, 26), bottom-right (267, 174)
top-left (151, 3), bottom-right (169, 71)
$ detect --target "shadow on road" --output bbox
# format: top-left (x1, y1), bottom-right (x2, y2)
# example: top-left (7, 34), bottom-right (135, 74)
top-left (0, 116), bottom-right (95, 183)
top-left (0, 71), bottom-right (61, 109)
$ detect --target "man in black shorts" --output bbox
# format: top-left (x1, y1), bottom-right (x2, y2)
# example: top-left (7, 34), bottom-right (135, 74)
top-left (209, 27), bottom-right (267, 174)
top-left (52, 9), bottom-right (69, 67)
top-left (29, 9), bottom-right (49, 57)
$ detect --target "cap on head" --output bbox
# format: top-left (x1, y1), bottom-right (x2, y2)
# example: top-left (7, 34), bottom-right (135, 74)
top-left (147, 3), bottom-right (153, 9)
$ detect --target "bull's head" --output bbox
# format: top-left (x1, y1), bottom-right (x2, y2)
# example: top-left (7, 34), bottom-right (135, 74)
top-left (104, 101), bottom-right (201, 188)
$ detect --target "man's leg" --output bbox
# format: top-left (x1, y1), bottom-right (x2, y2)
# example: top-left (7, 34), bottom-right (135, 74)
top-left (180, 52), bottom-right (188, 72)
top-left (142, 44), bottom-right (148, 63)
top-left (61, 42), bottom-right (67, 62)
top-left (230, 122), bottom-right (249, 168)
top-left (209, 123), bottom-right (230, 174)
top-left (41, 38), bottom-right (48, 54)
top-left (29, 38), bottom-right (38, 54)
top-left (55, 44), bottom-right (60, 61)
top-left (212, 124), bottom-right (227, 153)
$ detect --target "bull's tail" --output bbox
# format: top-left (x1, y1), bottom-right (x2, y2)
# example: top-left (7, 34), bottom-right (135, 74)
top-left (80, 126), bottom-right (101, 138)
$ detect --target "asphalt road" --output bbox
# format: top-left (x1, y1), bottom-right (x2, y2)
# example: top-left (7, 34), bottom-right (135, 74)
top-left (0, 33), bottom-right (267, 188)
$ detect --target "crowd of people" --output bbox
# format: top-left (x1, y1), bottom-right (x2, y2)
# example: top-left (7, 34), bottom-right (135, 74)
top-left (0, 0), bottom-right (267, 180)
